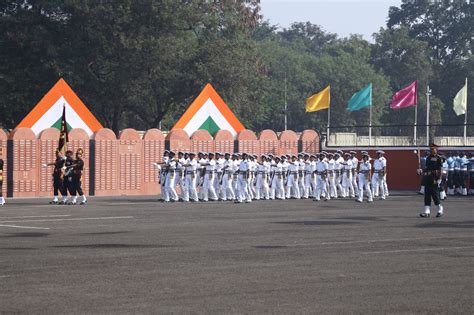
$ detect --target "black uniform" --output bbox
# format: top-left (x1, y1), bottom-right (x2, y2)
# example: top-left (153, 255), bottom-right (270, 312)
top-left (72, 158), bottom-right (84, 196)
top-left (423, 154), bottom-right (443, 206)
top-left (63, 156), bottom-right (75, 196)
top-left (53, 157), bottom-right (66, 197)
top-left (0, 159), bottom-right (4, 198)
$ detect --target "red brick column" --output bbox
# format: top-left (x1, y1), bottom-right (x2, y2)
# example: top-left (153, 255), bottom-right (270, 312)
top-left (214, 130), bottom-right (234, 154)
top-left (279, 130), bottom-right (298, 155)
top-left (0, 129), bottom-right (8, 198)
top-left (166, 129), bottom-right (191, 153)
top-left (118, 128), bottom-right (143, 195)
top-left (143, 129), bottom-right (165, 195)
top-left (191, 130), bottom-right (214, 153)
top-left (237, 130), bottom-right (259, 155)
top-left (68, 128), bottom-right (90, 195)
top-left (299, 129), bottom-right (320, 154)
top-left (9, 128), bottom-right (37, 197)
top-left (38, 128), bottom-right (59, 197)
top-left (94, 128), bottom-right (118, 196)
top-left (259, 129), bottom-right (279, 155)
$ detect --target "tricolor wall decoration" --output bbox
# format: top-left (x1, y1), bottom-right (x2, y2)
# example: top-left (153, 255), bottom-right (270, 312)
top-left (16, 79), bottom-right (103, 137)
top-left (172, 84), bottom-right (245, 137)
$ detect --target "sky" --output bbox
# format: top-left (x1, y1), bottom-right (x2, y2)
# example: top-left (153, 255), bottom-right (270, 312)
top-left (260, 0), bottom-right (402, 42)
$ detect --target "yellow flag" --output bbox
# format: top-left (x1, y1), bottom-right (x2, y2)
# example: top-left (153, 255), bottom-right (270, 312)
top-left (306, 86), bottom-right (330, 112)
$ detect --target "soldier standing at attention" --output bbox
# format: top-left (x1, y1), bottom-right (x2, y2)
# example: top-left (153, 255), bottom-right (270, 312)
top-left (418, 143), bottom-right (444, 218)
top-left (71, 148), bottom-right (87, 205)
top-left (62, 150), bottom-right (75, 204)
top-left (0, 157), bottom-right (4, 206)
top-left (43, 149), bottom-right (66, 204)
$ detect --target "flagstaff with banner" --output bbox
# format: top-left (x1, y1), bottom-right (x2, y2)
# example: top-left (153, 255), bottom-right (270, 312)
top-left (57, 105), bottom-right (69, 155)
top-left (347, 83), bottom-right (372, 145)
top-left (306, 85), bottom-right (331, 140)
top-left (390, 81), bottom-right (418, 145)
top-left (453, 78), bottom-right (468, 145)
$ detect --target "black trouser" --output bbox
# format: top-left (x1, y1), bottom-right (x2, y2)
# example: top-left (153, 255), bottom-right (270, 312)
top-left (459, 171), bottom-right (467, 189)
top-left (440, 173), bottom-right (447, 191)
top-left (447, 171), bottom-right (454, 189)
top-left (53, 175), bottom-right (65, 196)
top-left (470, 171), bottom-right (474, 192)
top-left (454, 170), bottom-right (461, 188)
top-left (424, 176), bottom-right (440, 206)
top-left (72, 175), bottom-right (84, 196)
top-left (62, 176), bottom-right (74, 196)
top-left (0, 179), bottom-right (3, 197)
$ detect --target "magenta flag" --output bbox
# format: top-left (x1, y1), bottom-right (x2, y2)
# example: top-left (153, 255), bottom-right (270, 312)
top-left (390, 81), bottom-right (417, 109)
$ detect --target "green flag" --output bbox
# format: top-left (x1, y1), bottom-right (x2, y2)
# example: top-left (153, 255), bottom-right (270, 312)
top-left (347, 83), bottom-right (372, 112)
top-left (453, 78), bottom-right (467, 116)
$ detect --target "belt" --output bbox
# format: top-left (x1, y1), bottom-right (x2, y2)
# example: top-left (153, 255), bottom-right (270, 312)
top-left (317, 172), bottom-right (326, 175)
top-left (305, 171), bottom-right (312, 175)
top-left (185, 171), bottom-right (196, 175)
top-left (274, 172), bottom-right (282, 175)
top-left (224, 171), bottom-right (233, 175)
top-left (289, 171), bottom-right (298, 175)
top-left (448, 169), bottom-right (454, 171)
top-left (206, 170), bottom-right (215, 174)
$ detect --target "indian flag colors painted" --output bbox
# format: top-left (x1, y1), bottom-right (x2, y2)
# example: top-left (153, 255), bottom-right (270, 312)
top-left (16, 79), bottom-right (103, 137)
top-left (172, 84), bottom-right (245, 137)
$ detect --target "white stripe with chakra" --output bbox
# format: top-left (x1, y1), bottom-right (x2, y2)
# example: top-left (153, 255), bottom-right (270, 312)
top-left (30, 96), bottom-right (93, 136)
top-left (183, 98), bottom-right (237, 137)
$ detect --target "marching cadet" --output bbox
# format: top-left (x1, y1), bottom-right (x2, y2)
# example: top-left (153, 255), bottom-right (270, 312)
top-left (248, 154), bottom-right (257, 200)
top-left (214, 152), bottom-right (225, 199)
top-left (453, 151), bottom-right (461, 194)
top-left (255, 155), bottom-right (270, 200)
top-left (70, 148), bottom-right (87, 205)
top-left (342, 153), bottom-right (355, 198)
top-left (334, 151), bottom-right (344, 197)
top-left (197, 152), bottom-right (206, 199)
top-left (162, 151), bottom-right (178, 202)
top-left (43, 149), bottom-right (67, 204)
top-left (459, 152), bottom-right (469, 196)
top-left (439, 152), bottom-right (448, 200)
top-left (200, 152), bottom-right (218, 202)
top-left (0, 157), bottom-right (4, 206)
top-left (298, 153), bottom-right (306, 197)
top-left (327, 152), bottom-right (337, 199)
top-left (350, 151), bottom-right (359, 197)
top-left (469, 152), bottom-right (474, 195)
top-left (175, 152), bottom-right (186, 200)
top-left (232, 153), bottom-right (241, 199)
top-left (286, 155), bottom-right (300, 199)
top-left (418, 150), bottom-right (429, 194)
top-left (372, 150), bottom-right (387, 200)
top-left (302, 153), bottom-right (313, 199)
top-left (221, 153), bottom-right (236, 201)
top-left (62, 150), bottom-right (75, 204)
top-left (236, 153), bottom-right (252, 203)
top-left (357, 152), bottom-right (373, 203)
top-left (314, 152), bottom-right (329, 201)
top-left (418, 143), bottom-right (444, 217)
top-left (446, 152), bottom-right (455, 195)
top-left (270, 156), bottom-right (285, 200)
top-left (182, 152), bottom-right (199, 202)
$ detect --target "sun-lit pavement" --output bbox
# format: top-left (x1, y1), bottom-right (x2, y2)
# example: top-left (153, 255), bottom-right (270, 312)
top-left (0, 193), bottom-right (472, 313)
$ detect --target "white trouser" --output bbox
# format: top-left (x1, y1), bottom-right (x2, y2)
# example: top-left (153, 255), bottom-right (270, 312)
top-left (286, 173), bottom-right (300, 198)
top-left (335, 172), bottom-right (343, 196)
top-left (0, 196), bottom-right (4, 205)
top-left (164, 173), bottom-right (178, 201)
top-left (304, 173), bottom-right (313, 198)
top-left (248, 174), bottom-right (255, 199)
top-left (214, 172), bottom-right (223, 199)
top-left (174, 172), bottom-right (184, 198)
top-left (328, 172), bottom-right (337, 198)
top-left (315, 175), bottom-right (329, 200)
top-left (298, 173), bottom-right (306, 197)
top-left (358, 173), bottom-right (372, 202)
top-left (202, 173), bottom-right (217, 201)
top-left (271, 175), bottom-right (285, 199)
top-left (221, 173), bottom-right (235, 201)
top-left (342, 172), bottom-right (354, 197)
top-left (255, 173), bottom-right (270, 200)
top-left (371, 173), bottom-right (386, 199)
top-left (352, 171), bottom-right (359, 196)
top-left (238, 174), bottom-right (252, 202)
top-left (183, 174), bottom-right (198, 202)
top-left (233, 175), bottom-right (240, 200)
top-left (383, 175), bottom-right (389, 196)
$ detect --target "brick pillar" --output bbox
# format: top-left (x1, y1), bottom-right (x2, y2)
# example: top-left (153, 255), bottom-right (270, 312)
top-left (299, 129), bottom-right (320, 154)
top-left (278, 130), bottom-right (298, 155)
top-left (258, 129), bottom-right (279, 155)
top-left (9, 128), bottom-right (37, 197)
top-left (214, 130), bottom-right (234, 154)
top-left (191, 130), bottom-right (214, 153)
top-left (94, 128), bottom-right (118, 196)
top-left (38, 128), bottom-right (59, 197)
top-left (236, 130), bottom-right (259, 155)
top-left (143, 129), bottom-right (165, 195)
top-left (166, 129), bottom-right (191, 153)
top-left (118, 128), bottom-right (143, 195)
top-left (0, 129), bottom-right (7, 198)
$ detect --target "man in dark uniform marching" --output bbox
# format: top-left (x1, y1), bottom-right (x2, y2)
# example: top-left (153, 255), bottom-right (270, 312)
top-left (418, 143), bottom-right (444, 217)
top-left (62, 150), bottom-right (75, 204)
top-left (70, 148), bottom-right (87, 205)
top-left (44, 149), bottom-right (67, 204)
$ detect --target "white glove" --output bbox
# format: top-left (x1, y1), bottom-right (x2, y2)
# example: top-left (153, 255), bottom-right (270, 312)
top-left (42, 164), bottom-right (48, 168)
top-left (153, 163), bottom-right (159, 166)
top-left (437, 179), bottom-right (442, 185)
top-left (416, 169), bottom-right (422, 175)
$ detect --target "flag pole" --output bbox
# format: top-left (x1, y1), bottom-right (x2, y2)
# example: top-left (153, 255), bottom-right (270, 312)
top-left (369, 103), bottom-right (372, 146)
top-left (327, 106), bottom-right (330, 145)
top-left (414, 104), bottom-right (417, 145)
top-left (426, 83), bottom-right (431, 145)
top-left (284, 73), bottom-right (288, 131)
top-left (464, 77), bottom-right (468, 146)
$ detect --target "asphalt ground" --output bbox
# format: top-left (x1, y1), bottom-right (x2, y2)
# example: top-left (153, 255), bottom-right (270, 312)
top-left (0, 192), bottom-right (473, 314)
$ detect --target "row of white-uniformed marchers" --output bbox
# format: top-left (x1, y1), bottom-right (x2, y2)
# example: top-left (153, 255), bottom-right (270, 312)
top-left (153, 150), bottom-right (388, 203)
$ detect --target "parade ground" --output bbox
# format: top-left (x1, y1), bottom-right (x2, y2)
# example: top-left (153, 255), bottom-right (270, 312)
top-left (0, 193), bottom-right (472, 313)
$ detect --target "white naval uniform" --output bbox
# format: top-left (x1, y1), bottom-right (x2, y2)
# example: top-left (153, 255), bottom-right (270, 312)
top-left (371, 157), bottom-right (387, 199)
top-left (298, 159), bottom-right (306, 197)
top-left (342, 159), bottom-right (355, 198)
top-left (164, 159), bottom-right (178, 202)
top-left (286, 161), bottom-right (300, 199)
top-left (202, 159), bottom-right (218, 201)
top-left (197, 158), bottom-right (206, 199)
top-left (248, 160), bottom-right (257, 199)
top-left (233, 159), bottom-right (241, 199)
top-left (271, 162), bottom-right (285, 199)
top-left (175, 157), bottom-right (186, 198)
top-left (183, 159), bottom-right (198, 202)
top-left (237, 159), bottom-right (252, 203)
top-left (221, 159), bottom-right (235, 201)
top-left (358, 160), bottom-right (373, 202)
top-left (303, 160), bottom-right (314, 198)
top-left (255, 162), bottom-right (270, 200)
top-left (351, 156), bottom-right (359, 196)
top-left (335, 157), bottom-right (344, 197)
top-left (327, 158), bottom-right (337, 198)
top-left (315, 160), bottom-right (329, 201)
top-left (214, 158), bottom-right (225, 199)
